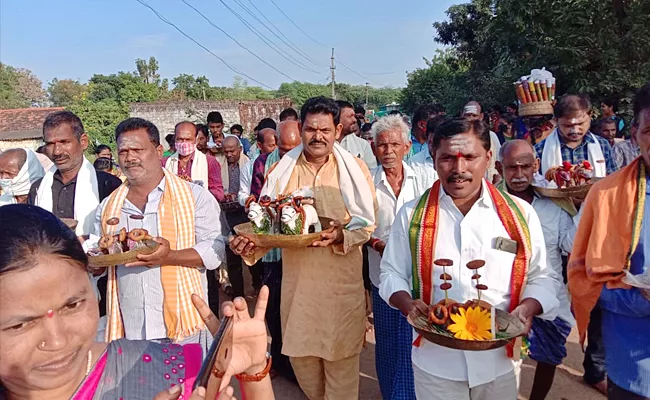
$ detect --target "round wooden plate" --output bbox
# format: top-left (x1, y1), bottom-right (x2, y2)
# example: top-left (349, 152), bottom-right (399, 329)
top-left (233, 217), bottom-right (334, 248)
top-left (407, 305), bottom-right (526, 351)
top-left (88, 239), bottom-right (160, 267)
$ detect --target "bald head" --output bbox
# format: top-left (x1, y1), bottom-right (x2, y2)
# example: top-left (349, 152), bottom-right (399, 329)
top-left (0, 148), bottom-right (27, 179)
top-left (223, 135), bottom-right (242, 164)
top-left (499, 139), bottom-right (539, 193)
top-left (256, 128), bottom-right (277, 155)
top-left (278, 120), bottom-right (301, 157)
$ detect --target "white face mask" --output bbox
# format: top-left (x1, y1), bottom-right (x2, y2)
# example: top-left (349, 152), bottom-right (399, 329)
top-left (0, 150), bottom-right (45, 196)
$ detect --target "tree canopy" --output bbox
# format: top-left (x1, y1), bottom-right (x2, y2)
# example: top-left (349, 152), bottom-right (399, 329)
top-left (402, 0), bottom-right (650, 115)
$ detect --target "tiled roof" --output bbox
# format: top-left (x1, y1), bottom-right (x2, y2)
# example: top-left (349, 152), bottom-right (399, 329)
top-left (0, 107), bottom-right (65, 136)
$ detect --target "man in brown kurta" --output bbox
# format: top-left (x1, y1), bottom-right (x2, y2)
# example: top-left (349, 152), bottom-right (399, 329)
top-left (231, 96), bottom-right (377, 400)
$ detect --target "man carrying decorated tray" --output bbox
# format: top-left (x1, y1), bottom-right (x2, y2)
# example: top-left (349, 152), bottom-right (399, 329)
top-left (379, 118), bottom-right (560, 400)
top-left (569, 83), bottom-right (650, 400)
top-left (497, 140), bottom-right (577, 400)
top-left (534, 94), bottom-right (616, 394)
top-left (368, 114), bottom-right (426, 400)
top-left (93, 117), bottom-right (225, 351)
top-left (229, 96), bottom-right (377, 400)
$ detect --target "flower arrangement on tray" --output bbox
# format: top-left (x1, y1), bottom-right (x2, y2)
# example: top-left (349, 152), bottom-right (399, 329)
top-left (534, 161), bottom-right (596, 199)
top-left (407, 259), bottom-right (526, 351)
top-left (86, 216), bottom-right (160, 267)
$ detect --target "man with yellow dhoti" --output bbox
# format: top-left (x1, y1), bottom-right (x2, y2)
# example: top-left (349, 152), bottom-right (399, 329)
top-left (380, 118), bottom-right (560, 400)
top-left (230, 96), bottom-right (377, 400)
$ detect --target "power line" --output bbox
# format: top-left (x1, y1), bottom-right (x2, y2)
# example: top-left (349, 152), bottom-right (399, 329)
top-left (264, 0), bottom-right (387, 85)
top-left (235, 0), bottom-right (324, 68)
top-left (217, 0), bottom-right (320, 74)
top-left (180, 0), bottom-right (298, 82)
top-left (268, 0), bottom-right (329, 49)
top-left (134, 0), bottom-right (273, 89)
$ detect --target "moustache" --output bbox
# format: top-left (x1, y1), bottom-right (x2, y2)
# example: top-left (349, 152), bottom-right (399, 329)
top-left (309, 140), bottom-right (326, 146)
top-left (510, 177), bottom-right (529, 184)
top-left (447, 172), bottom-right (473, 182)
top-left (52, 155), bottom-right (69, 162)
top-left (124, 162), bottom-right (143, 169)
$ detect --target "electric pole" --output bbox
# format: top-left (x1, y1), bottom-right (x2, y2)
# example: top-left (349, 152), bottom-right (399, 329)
top-left (365, 82), bottom-right (369, 109)
top-left (330, 48), bottom-right (336, 99)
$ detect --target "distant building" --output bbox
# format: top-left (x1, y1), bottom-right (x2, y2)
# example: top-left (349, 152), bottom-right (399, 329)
top-left (129, 99), bottom-right (292, 148)
top-left (0, 107), bottom-right (64, 151)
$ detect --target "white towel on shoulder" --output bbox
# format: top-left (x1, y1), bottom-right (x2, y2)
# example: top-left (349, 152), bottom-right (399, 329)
top-left (261, 142), bottom-right (374, 230)
top-left (164, 150), bottom-right (209, 187)
top-left (540, 129), bottom-right (607, 178)
top-left (35, 157), bottom-right (99, 235)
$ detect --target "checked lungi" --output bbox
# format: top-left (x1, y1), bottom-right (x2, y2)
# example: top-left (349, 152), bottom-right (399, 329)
top-left (528, 316), bottom-right (572, 366)
top-left (372, 285), bottom-right (416, 400)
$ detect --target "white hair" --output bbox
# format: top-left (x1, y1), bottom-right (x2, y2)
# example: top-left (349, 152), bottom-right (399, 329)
top-left (370, 114), bottom-right (410, 144)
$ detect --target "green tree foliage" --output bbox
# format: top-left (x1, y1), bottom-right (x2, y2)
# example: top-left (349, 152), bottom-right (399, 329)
top-left (403, 0), bottom-right (650, 115)
top-left (48, 78), bottom-right (87, 106)
top-left (68, 99), bottom-right (127, 148)
top-left (0, 64), bottom-right (47, 108)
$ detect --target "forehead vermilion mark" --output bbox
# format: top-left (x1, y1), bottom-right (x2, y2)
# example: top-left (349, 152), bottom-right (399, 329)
top-left (456, 152), bottom-right (464, 159)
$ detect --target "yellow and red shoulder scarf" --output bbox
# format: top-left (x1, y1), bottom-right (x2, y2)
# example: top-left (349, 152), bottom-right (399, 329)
top-left (408, 180), bottom-right (532, 356)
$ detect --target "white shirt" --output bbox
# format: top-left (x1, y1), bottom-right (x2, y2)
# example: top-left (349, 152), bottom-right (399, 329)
top-left (407, 147), bottom-right (438, 190)
top-left (532, 196), bottom-right (577, 325)
top-left (487, 131), bottom-right (502, 182)
top-left (369, 162), bottom-right (426, 287)
top-left (340, 133), bottom-right (378, 170)
top-left (238, 156), bottom-right (256, 206)
top-left (379, 180), bottom-right (559, 388)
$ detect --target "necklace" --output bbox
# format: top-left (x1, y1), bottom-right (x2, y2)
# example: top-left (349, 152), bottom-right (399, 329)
top-left (85, 350), bottom-right (93, 376)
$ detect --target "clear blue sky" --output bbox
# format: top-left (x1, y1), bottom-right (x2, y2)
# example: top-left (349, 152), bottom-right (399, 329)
top-left (0, 0), bottom-right (457, 89)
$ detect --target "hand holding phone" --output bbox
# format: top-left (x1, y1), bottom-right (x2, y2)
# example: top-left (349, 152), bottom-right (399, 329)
top-left (194, 316), bottom-right (234, 399)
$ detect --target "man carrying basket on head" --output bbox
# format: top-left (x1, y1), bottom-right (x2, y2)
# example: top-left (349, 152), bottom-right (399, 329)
top-left (379, 118), bottom-right (560, 400)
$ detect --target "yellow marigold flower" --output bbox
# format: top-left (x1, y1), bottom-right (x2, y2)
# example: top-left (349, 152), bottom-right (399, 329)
top-left (447, 306), bottom-right (492, 340)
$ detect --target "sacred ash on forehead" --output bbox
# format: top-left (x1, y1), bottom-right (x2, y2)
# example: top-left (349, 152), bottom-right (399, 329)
top-left (449, 136), bottom-right (471, 154)
top-left (464, 105), bottom-right (479, 115)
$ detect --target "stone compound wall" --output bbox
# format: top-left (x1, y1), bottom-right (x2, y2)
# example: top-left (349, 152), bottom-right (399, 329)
top-left (129, 99), bottom-right (292, 143)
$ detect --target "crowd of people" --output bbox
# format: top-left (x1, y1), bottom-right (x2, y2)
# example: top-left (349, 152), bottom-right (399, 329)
top-left (0, 82), bottom-right (649, 400)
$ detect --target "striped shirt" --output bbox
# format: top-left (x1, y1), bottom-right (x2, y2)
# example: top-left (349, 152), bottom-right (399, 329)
top-left (534, 132), bottom-right (617, 175)
top-left (93, 177), bottom-right (225, 340)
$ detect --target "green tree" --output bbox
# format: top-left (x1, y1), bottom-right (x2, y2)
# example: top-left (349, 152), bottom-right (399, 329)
top-left (135, 56), bottom-right (161, 85)
top-left (0, 63), bottom-right (27, 108)
top-left (48, 78), bottom-right (87, 106)
top-left (68, 99), bottom-right (127, 147)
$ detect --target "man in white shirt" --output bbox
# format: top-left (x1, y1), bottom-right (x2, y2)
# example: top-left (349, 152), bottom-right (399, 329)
top-left (379, 118), bottom-right (559, 400)
top-left (336, 100), bottom-right (377, 169)
top-left (497, 140), bottom-right (576, 400)
top-left (407, 115), bottom-right (446, 189)
top-left (368, 114), bottom-right (426, 400)
top-left (463, 101), bottom-right (502, 183)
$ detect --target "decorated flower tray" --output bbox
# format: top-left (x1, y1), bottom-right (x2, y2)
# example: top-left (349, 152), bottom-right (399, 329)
top-left (533, 183), bottom-right (593, 199)
top-left (407, 305), bottom-right (526, 351)
top-left (88, 239), bottom-right (160, 268)
top-left (234, 217), bottom-right (334, 248)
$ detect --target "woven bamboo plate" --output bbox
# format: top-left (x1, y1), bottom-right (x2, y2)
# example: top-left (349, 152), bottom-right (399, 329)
top-left (407, 305), bottom-right (526, 351)
top-left (534, 184), bottom-right (592, 199)
top-left (88, 239), bottom-right (160, 267)
top-left (519, 101), bottom-right (553, 116)
top-left (61, 218), bottom-right (78, 231)
top-left (234, 217), bottom-right (334, 248)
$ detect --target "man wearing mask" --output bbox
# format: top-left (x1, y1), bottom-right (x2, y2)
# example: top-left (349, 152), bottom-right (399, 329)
top-left (0, 148), bottom-right (45, 206)
top-left (28, 110), bottom-right (122, 236)
top-left (164, 121), bottom-right (224, 202)
top-left (337, 100), bottom-right (377, 170)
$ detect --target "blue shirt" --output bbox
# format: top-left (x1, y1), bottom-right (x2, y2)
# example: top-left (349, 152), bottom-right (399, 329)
top-left (599, 177), bottom-right (650, 396)
top-left (240, 137), bottom-right (252, 155)
top-left (407, 134), bottom-right (427, 159)
top-left (534, 132), bottom-right (617, 175)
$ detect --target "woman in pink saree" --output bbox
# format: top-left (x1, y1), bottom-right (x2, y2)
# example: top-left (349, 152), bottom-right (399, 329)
top-left (0, 205), bottom-right (273, 400)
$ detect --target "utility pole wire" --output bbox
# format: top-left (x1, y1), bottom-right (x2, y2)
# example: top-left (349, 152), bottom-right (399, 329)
top-left (180, 0), bottom-right (298, 82)
top-left (217, 0), bottom-right (320, 74)
top-left (237, 0), bottom-right (324, 68)
top-left (268, 0), bottom-right (329, 49)
top-left (134, 0), bottom-right (272, 89)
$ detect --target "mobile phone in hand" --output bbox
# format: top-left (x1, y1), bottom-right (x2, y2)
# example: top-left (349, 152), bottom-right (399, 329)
top-left (193, 316), bottom-right (234, 398)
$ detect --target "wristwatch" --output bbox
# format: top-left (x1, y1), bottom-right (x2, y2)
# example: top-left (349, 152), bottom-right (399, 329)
top-left (235, 353), bottom-right (272, 382)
